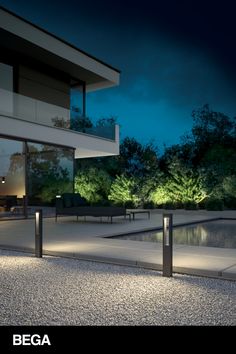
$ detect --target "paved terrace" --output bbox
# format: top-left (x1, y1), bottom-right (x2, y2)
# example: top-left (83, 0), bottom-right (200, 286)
top-left (0, 209), bottom-right (236, 280)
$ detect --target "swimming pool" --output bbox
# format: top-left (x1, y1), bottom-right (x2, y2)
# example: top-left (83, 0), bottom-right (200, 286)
top-left (114, 219), bottom-right (236, 249)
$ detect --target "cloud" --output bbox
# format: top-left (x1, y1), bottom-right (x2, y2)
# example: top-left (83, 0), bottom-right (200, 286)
top-left (87, 31), bottom-right (236, 115)
top-left (2, 0), bottom-right (236, 137)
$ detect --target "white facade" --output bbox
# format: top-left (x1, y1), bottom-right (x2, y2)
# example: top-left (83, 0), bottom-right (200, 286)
top-left (0, 6), bottom-right (120, 158)
top-left (0, 7), bottom-right (120, 90)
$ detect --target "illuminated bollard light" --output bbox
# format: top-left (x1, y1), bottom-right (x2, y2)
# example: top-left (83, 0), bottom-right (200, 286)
top-left (163, 213), bottom-right (173, 277)
top-left (35, 209), bottom-right (43, 258)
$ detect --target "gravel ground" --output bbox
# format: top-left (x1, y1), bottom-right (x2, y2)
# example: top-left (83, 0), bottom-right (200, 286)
top-left (0, 249), bottom-right (235, 326)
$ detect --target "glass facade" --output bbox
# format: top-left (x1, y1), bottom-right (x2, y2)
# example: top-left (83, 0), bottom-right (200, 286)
top-left (0, 138), bottom-right (25, 214)
top-left (70, 82), bottom-right (85, 116)
top-left (0, 136), bottom-right (74, 218)
top-left (27, 142), bottom-right (74, 205)
top-left (0, 62), bottom-right (14, 116)
top-left (70, 82), bottom-right (87, 131)
top-left (0, 62), bottom-right (13, 91)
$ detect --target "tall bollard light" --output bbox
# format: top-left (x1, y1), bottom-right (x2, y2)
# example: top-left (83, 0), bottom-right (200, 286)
top-left (163, 213), bottom-right (173, 277)
top-left (35, 209), bottom-right (43, 258)
top-left (23, 195), bottom-right (28, 219)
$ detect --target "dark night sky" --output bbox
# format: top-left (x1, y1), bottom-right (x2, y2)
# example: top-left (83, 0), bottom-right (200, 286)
top-left (1, 0), bottom-right (236, 151)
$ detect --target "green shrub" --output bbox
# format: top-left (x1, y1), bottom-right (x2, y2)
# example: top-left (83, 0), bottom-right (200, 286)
top-left (223, 175), bottom-right (236, 198)
top-left (184, 201), bottom-right (198, 210)
top-left (123, 200), bottom-right (137, 208)
top-left (223, 197), bottom-right (236, 209)
top-left (164, 202), bottom-right (176, 210)
top-left (205, 199), bottom-right (224, 211)
top-left (165, 166), bottom-right (208, 204)
top-left (143, 201), bottom-right (155, 209)
top-left (75, 167), bottom-right (111, 204)
top-left (149, 165), bottom-right (208, 208)
top-left (108, 174), bottom-right (141, 207)
top-left (149, 185), bottom-right (171, 206)
top-left (39, 179), bottom-right (72, 203)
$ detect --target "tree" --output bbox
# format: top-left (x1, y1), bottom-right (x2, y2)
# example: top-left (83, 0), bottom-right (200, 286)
top-left (108, 174), bottom-right (141, 208)
top-left (75, 136), bottom-right (159, 180)
top-left (70, 107), bottom-right (93, 132)
top-left (223, 175), bottom-right (236, 197)
top-left (119, 137), bottom-right (159, 178)
top-left (164, 158), bottom-right (208, 205)
top-left (75, 167), bottom-right (111, 204)
top-left (191, 104), bottom-right (236, 146)
top-left (96, 116), bottom-right (117, 127)
top-left (74, 105), bottom-right (236, 210)
top-left (51, 116), bottom-right (70, 129)
top-left (149, 185), bottom-right (171, 206)
top-left (159, 142), bottom-right (195, 172)
top-left (28, 145), bottom-right (73, 204)
top-left (189, 104), bottom-right (236, 164)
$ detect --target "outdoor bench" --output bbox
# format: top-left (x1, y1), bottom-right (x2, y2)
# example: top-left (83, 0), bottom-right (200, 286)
top-left (55, 193), bottom-right (131, 223)
top-left (129, 210), bottom-right (151, 220)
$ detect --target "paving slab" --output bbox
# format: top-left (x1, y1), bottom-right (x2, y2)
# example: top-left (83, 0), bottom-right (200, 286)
top-left (0, 210), bottom-right (236, 280)
top-left (222, 264), bottom-right (236, 280)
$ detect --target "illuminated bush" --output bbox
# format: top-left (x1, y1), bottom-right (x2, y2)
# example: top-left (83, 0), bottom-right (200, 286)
top-left (149, 185), bottom-right (171, 206)
top-left (108, 175), bottom-right (141, 207)
top-left (166, 161), bottom-right (208, 204)
top-left (149, 159), bottom-right (208, 207)
top-left (75, 167), bottom-right (111, 204)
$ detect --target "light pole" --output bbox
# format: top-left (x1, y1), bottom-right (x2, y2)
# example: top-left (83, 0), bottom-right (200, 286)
top-left (163, 213), bottom-right (173, 277)
top-left (35, 209), bottom-right (43, 258)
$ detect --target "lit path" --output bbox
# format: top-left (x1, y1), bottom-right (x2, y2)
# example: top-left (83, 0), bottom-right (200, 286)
top-left (0, 249), bottom-right (235, 326)
top-left (0, 210), bottom-right (236, 280)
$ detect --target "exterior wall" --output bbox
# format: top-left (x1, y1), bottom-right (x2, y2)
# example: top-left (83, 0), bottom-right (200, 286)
top-left (0, 7), bottom-right (121, 221)
top-left (0, 7), bottom-right (120, 90)
top-left (0, 116), bottom-right (119, 158)
top-left (18, 65), bottom-right (70, 109)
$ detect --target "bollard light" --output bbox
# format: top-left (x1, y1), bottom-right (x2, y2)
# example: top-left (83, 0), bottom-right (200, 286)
top-left (163, 213), bottom-right (173, 277)
top-left (35, 209), bottom-right (43, 258)
top-left (23, 195), bottom-right (28, 219)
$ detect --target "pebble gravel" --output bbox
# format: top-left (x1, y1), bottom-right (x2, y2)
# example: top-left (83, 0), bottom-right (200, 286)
top-left (0, 249), bottom-right (235, 326)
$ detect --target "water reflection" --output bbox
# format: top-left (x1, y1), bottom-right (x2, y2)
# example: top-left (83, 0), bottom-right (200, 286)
top-left (116, 220), bottom-right (236, 249)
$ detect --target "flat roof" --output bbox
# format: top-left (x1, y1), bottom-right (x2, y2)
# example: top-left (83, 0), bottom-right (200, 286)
top-left (0, 6), bottom-right (120, 90)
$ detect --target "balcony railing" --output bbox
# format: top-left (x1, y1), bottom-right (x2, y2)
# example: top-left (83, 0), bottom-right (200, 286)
top-left (70, 124), bottom-right (116, 141)
top-left (0, 88), bottom-right (116, 141)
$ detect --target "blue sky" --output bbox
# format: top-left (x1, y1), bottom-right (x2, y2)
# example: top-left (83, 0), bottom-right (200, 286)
top-left (1, 0), bottom-right (236, 152)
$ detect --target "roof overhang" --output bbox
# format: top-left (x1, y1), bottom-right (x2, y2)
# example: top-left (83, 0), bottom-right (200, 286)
top-left (0, 7), bottom-right (120, 91)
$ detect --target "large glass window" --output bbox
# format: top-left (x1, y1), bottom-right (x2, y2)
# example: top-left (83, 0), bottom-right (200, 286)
top-left (0, 62), bottom-right (14, 116)
top-left (70, 81), bottom-right (87, 131)
top-left (27, 143), bottom-right (74, 205)
top-left (0, 62), bottom-right (13, 91)
top-left (0, 138), bottom-right (25, 214)
top-left (0, 136), bottom-right (74, 216)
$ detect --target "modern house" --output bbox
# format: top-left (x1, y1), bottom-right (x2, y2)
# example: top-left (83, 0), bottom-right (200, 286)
top-left (0, 6), bottom-right (120, 217)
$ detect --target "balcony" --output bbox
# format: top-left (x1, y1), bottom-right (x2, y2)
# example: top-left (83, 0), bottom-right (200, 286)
top-left (0, 88), bottom-right (116, 141)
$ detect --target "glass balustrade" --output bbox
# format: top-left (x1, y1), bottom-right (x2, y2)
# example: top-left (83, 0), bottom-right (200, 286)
top-left (0, 88), bottom-right (116, 140)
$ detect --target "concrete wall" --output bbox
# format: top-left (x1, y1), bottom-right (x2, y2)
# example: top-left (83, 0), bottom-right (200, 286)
top-left (18, 65), bottom-right (70, 109)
